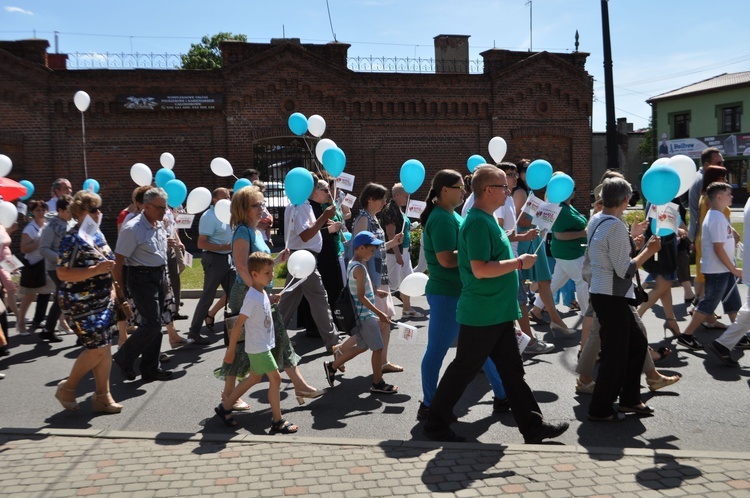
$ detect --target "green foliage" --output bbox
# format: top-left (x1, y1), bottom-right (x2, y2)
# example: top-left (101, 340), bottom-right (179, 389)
top-left (409, 226), bottom-right (423, 268)
top-left (181, 32), bottom-right (247, 70)
top-left (638, 116), bottom-right (655, 163)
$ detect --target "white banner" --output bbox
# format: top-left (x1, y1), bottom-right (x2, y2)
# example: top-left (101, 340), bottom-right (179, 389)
top-left (521, 192), bottom-right (544, 217)
top-left (406, 200), bottom-right (426, 219)
top-left (336, 172), bottom-right (355, 192)
top-left (531, 202), bottom-right (563, 232)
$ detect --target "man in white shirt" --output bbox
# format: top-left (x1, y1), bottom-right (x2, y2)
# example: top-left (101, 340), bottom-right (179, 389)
top-left (46, 178), bottom-right (72, 212)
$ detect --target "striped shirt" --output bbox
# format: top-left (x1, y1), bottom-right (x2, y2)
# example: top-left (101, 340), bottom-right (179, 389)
top-left (587, 213), bottom-right (636, 298)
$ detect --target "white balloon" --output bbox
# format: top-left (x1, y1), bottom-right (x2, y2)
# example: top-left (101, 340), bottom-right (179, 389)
top-left (488, 136), bottom-right (508, 164)
top-left (130, 162), bottom-right (153, 186)
top-left (308, 115), bottom-right (327, 138)
top-left (0, 201), bottom-right (17, 228)
top-left (74, 90), bottom-right (91, 112)
top-left (667, 154), bottom-right (698, 198)
top-left (0, 154), bottom-right (12, 177)
top-left (211, 157), bottom-right (234, 177)
top-left (399, 272), bottom-right (429, 297)
top-left (214, 198), bottom-right (231, 224)
top-left (186, 187), bottom-right (212, 214)
top-left (315, 139), bottom-right (337, 164)
top-left (286, 250), bottom-right (316, 279)
top-left (652, 157), bottom-right (670, 167)
top-left (160, 152), bottom-right (175, 170)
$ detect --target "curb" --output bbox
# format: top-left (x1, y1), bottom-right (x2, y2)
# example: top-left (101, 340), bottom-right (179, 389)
top-left (3, 427), bottom-right (750, 462)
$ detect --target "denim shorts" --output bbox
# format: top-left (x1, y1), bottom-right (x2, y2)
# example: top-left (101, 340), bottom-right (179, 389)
top-left (697, 272), bottom-right (741, 316)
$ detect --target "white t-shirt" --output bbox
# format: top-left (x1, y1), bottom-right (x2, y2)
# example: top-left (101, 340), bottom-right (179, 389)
top-left (240, 287), bottom-right (275, 354)
top-left (462, 192), bottom-right (517, 256)
top-left (701, 209), bottom-right (735, 274)
top-left (22, 220), bottom-right (44, 264)
top-left (284, 201), bottom-right (322, 252)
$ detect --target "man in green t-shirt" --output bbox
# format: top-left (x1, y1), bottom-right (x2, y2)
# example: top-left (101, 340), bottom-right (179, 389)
top-left (423, 166), bottom-right (570, 444)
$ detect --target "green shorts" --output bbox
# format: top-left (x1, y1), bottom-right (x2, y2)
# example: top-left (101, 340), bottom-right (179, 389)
top-left (247, 350), bottom-right (278, 376)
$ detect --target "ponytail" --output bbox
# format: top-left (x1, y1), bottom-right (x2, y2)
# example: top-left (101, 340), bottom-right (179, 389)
top-left (420, 169), bottom-right (463, 225)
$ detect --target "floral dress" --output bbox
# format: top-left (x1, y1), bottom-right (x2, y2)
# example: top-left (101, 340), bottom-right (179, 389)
top-left (58, 231), bottom-right (116, 349)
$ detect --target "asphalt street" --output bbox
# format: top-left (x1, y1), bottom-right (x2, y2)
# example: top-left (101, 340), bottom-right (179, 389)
top-left (1, 284), bottom-right (748, 453)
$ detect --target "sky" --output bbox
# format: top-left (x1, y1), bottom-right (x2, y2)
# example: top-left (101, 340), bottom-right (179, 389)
top-left (2, 0), bottom-right (749, 132)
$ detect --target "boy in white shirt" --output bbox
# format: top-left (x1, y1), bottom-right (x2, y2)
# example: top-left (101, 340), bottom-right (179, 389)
top-left (677, 182), bottom-right (743, 351)
top-left (214, 252), bottom-right (298, 434)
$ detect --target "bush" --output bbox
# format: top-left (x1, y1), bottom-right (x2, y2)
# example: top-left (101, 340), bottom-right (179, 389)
top-left (409, 226), bottom-right (423, 268)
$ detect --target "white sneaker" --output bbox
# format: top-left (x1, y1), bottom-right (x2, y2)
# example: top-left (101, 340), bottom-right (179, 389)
top-left (524, 338), bottom-right (555, 355)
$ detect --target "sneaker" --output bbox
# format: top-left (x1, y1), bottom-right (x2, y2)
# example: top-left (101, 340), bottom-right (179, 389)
top-left (525, 338), bottom-right (555, 355)
top-left (523, 421), bottom-right (569, 444)
top-left (575, 378), bottom-right (596, 394)
top-left (676, 333), bottom-right (703, 350)
top-left (734, 335), bottom-right (750, 350)
top-left (706, 340), bottom-right (739, 366)
top-left (417, 401), bottom-right (430, 420)
top-left (323, 361), bottom-right (336, 388)
top-left (402, 310), bottom-right (425, 318)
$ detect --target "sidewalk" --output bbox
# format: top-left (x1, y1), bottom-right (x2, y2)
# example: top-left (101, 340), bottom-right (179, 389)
top-left (2, 428), bottom-right (750, 497)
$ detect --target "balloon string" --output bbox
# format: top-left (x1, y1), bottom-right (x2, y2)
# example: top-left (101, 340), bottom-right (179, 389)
top-left (302, 137), bottom-right (324, 177)
top-left (81, 111), bottom-right (88, 179)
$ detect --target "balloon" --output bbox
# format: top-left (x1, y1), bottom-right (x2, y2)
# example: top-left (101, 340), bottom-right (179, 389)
top-left (400, 159), bottom-right (426, 194)
top-left (343, 232), bottom-right (352, 241)
top-left (155, 168), bottom-right (176, 188)
top-left (186, 187), bottom-right (212, 214)
top-left (210, 157), bottom-right (234, 177)
top-left (322, 147), bottom-right (346, 177)
top-left (160, 152), bottom-right (175, 170)
top-left (74, 90), bottom-right (91, 112)
top-left (234, 178), bottom-right (252, 192)
top-left (641, 165), bottom-right (680, 206)
top-left (526, 159), bottom-right (553, 190)
top-left (19, 180), bottom-right (34, 201)
top-left (284, 167), bottom-right (314, 206)
top-left (130, 162), bottom-right (152, 186)
top-left (83, 178), bottom-right (100, 194)
top-left (163, 179), bottom-right (187, 208)
top-left (286, 249), bottom-right (316, 279)
top-left (650, 217), bottom-right (675, 237)
top-left (488, 136), bottom-right (508, 163)
top-left (308, 114), bottom-right (326, 137)
top-left (667, 154), bottom-right (698, 198)
top-left (214, 198), bottom-right (231, 224)
top-left (546, 174), bottom-right (575, 203)
top-left (315, 138), bottom-right (337, 164)
top-left (288, 112), bottom-right (308, 136)
top-left (0, 201), bottom-right (17, 228)
top-left (467, 154), bottom-right (486, 173)
top-left (0, 154), bottom-right (12, 177)
top-left (652, 157), bottom-right (670, 167)
top-left (399, 272), bottom-right (429, 297)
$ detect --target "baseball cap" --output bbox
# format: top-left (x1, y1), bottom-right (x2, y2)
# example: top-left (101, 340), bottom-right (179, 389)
top-left (352, 230), bottom-right (384, 248)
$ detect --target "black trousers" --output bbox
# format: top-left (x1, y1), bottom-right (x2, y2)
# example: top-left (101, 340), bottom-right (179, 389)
top-left (589, 293), bottom-right (647, 417)
top-left (424, 321), bottom-right (543, 438)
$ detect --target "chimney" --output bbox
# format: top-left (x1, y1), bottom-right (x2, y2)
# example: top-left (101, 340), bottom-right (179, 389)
top-left (433, 35), bottom-right (470, 74)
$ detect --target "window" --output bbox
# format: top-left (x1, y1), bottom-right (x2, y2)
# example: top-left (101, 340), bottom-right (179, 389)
top-left (722, 105), bottom-right (741, 133)
top-left (673, 113), bottom-right (690, 139)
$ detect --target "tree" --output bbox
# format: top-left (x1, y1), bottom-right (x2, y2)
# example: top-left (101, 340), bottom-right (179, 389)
top-left (638, 116), bottom-right (655, 163)
top-left (181, 32), bottom-right (247, 70)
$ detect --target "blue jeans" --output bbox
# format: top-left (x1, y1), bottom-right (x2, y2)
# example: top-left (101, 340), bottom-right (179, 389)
top-left (421, 294), bottom-right (506, 407)
top-left (698, 272), bottom-right (741, 316)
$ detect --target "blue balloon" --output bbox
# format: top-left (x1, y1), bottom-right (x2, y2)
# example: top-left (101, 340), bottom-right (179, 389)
top-left (234, 178), bottom-right (252, 192)
top-left (641, 165), bottom-right (680, 206)
top-left (344, 232), bottom-right (352, 241)
top-left (400, 159), bottom-right (426, 194)
top-left (322, 147), bottom-right (346, 177)
top-left (155, 168), bottom-right (176, 188)
top-left (19, 180), bottom-right (34, 201)
top-left (164, 179), bottom-right (187, 208)
top-left (650, 217), bottom-right (675, 237)
top-left (526, 160), bottom-right (553, 190)
top-left (288, 113), bottom-right (308, 136)
top-left (546, 174), bottom-right (575, 203)
top-left (83, 178), bottom-right (100, 194)
top-left (467, 154), bottom-right (486, 173)
top-left (284, 167), bottom-right (314, 206)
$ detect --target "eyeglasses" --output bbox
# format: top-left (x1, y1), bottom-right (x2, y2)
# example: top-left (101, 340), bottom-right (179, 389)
top-left (506, 173), bottom-right (519, 178)
top-left (317, 187), bottom-right (330, 192)
top-left (148, 203), bottom-right (167, 211)
top-left (487, 184), bottom-right (510, 191)
top-left (86, 206), bottom-right (101, 213)
top-left (446, 185), bottom-right (465, 191)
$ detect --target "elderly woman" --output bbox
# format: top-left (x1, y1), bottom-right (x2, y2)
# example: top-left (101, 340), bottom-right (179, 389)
top-left (587, 178), bottom-right (661, 421)
top-left (54, 190), bottom-right (121, 414)
top-left (217, 186), bottom-right (322, 409)
top-left (18, 200), bottom-right (54, 336)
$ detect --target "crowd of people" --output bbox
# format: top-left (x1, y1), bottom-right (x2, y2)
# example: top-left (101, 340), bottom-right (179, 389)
top-left (0, 147), bottom-right (748, 441)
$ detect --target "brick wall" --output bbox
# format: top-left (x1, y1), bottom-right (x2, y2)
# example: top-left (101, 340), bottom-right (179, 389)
top-left (0, 39), bottom-right (593, 248)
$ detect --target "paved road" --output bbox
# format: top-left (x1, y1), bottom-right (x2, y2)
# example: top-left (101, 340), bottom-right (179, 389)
top-left (1, 285), bottom-right (748, 453)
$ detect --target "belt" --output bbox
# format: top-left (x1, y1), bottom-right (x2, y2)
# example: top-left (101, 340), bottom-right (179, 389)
top-left (130, 265), bottom-right (165, 272)
top-left (204, 251), bottom-right (231, 256)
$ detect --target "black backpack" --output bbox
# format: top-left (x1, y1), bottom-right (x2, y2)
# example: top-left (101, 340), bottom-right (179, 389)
top-left (333, 263), bottom-right (362, 334)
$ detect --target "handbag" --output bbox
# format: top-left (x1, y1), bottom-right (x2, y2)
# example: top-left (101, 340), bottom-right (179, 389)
top-left (333, 263), bottom-right (362, 335)
top-left (629, 270), bottom-right (649, 307)
top-left (20, 257), bottom-right (47, 288)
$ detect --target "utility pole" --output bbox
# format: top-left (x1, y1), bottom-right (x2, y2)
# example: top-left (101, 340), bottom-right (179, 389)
top-left (601, 0), bottom-right (619, 169)
top-left (526, 1), bottom-right (533, 51)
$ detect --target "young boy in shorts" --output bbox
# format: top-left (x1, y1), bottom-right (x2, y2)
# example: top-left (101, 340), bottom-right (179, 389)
top-left (324, 231), bottom-right (398, 394)
top-left (214, 252), bottom-right (298, 433)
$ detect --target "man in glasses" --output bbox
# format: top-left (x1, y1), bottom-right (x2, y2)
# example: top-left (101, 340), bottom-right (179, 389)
top-left (46, 178), bottom-right (72, 212)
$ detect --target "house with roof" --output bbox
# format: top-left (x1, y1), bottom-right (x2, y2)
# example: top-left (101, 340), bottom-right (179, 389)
top-left (648, 71), bottom-right (750, 202)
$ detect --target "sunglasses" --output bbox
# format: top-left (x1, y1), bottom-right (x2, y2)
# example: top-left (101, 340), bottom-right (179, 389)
top-left (446, 185), bottom-right (465, 191)
top-left (86, 206), bottom-right (101, 213)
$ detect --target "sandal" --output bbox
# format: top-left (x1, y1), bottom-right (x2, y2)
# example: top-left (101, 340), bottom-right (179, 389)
top-left (331, 344), bottom-right (346, 372)
top-left (381, 363), bottom-right (404, 373)
top-left (214, 403), bottom-right (237, 427)
top-left (370, 380), bottom-right (398, 394)
top-left (649, 346), bottom-right (671, 362)
top-left (568, 300), bottom-right (581, 312)
top-left (270, 418), bottom-right (298, 434)
top-left (204, 314), bottom-right (215, 331)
